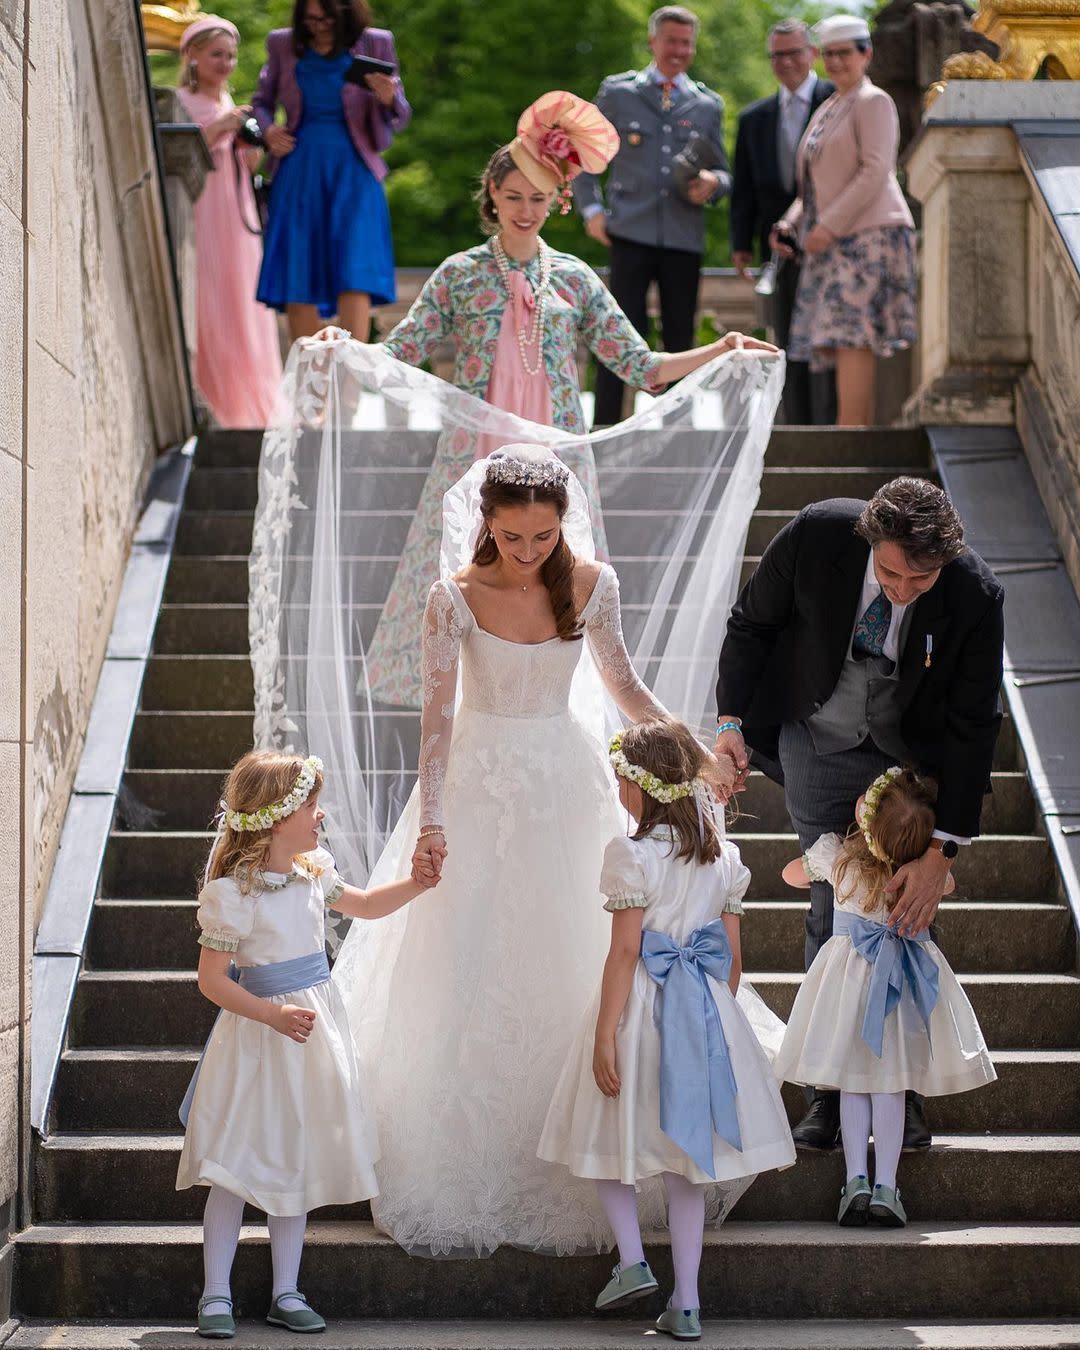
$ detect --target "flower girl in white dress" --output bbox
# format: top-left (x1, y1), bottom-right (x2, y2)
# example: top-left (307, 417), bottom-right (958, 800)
top-left (774, 767), bottom-right (996, 1229)
top-left (175, 750), bottom-right (436, 1339)
top-left (539, 719), bottom-right (795, 1342)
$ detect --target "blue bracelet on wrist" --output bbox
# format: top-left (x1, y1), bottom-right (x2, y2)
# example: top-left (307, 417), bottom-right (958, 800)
top-left (716, 721), bottom-right (742, 736)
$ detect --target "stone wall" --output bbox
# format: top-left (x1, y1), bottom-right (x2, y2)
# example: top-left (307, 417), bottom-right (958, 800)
top-left (0, 0), bottom-right (190, 1311)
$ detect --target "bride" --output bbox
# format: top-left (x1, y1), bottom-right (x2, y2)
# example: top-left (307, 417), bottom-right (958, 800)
top-left (331, 443), bottom-right (778, 1257)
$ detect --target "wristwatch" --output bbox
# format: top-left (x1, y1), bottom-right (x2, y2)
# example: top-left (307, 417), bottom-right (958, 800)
top-left (930, 838), bottom-right (959, 861)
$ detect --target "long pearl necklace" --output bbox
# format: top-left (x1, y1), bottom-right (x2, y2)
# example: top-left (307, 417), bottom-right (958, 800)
top-left (491, 234), bottom-right (550, 377)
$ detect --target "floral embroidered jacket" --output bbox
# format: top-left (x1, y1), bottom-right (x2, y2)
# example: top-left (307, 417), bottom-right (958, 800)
top-left (383, 242), bottom-right (662, 432)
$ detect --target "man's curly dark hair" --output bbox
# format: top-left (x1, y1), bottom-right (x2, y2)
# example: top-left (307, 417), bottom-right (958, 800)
top-left (855, 477), bottom-right (965, 570)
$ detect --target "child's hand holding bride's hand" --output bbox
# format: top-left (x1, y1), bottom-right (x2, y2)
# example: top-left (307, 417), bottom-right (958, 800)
top-left (592, 1036), bottom-right (621, 1098)
top-left (270, 1003), bottom-right (317, 1044)
top-left (412, 832), bottom-right (446, 885)
top-left (701, 749), bottom-right (738, 803)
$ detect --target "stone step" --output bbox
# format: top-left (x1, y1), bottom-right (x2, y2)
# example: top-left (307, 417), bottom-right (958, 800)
top-left (66, 969), bottom-right (1080, 1050)
top-left (173, 508), bottom-right (799, 561)
top-left (50, 1046), bottom-right (1080, 1136)
top-left (162, 553), bottom-right (763, 609)
top-left (152, 599), bottom-right (707, 658)
top-left (191, 425), bottom-right (931, 471)
top-left (15, 1221), bottom-right (1080, 1320)
top-left (84, 895), bottom-right (1073, 977)
top-left (116, 764), bottom-right (1036, 838)
top-left (7, 1318), bottom-right (1080, 1349)
top-left (183, 464), bottom-right (926, 516)
top-left (32, 1132), bottom-right (1080, 1226)
top-left (98, 829), bottom-right (1055, 904)
top-left (125, 710), bottom-right (1022, 775)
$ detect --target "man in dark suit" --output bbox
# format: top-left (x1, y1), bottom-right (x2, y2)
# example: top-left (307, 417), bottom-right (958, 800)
top-left (730, 20), bottom-right (835, 425)
top-left (714, 477), bottom-right (1004, 1149)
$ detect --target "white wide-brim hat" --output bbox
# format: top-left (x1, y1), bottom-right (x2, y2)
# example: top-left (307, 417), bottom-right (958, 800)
top-left (813, 14), bottom-right (872, 47)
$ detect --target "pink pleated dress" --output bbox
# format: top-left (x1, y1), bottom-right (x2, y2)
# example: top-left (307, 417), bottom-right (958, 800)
top-left (177, 88), bottom-right (284, 428)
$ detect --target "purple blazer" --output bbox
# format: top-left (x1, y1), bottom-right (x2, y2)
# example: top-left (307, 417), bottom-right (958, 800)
top-left (252, 27), bottom-right (411, 184)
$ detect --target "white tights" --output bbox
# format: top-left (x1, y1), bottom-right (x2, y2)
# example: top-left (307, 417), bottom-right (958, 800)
top-left (201, 1184), bottom-right (308, 1315)
top-left (840, 1089), bottom-right (905, 1190)
top-left (596, 1173), bottom-right (706, 1311)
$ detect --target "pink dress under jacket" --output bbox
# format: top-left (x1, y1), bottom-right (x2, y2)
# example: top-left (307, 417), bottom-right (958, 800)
top-left (483, 269), bottom-right (554, 435)
top-left (178, 88), bottom-right (283, 428)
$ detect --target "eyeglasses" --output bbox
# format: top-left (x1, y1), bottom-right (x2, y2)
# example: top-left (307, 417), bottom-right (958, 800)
top-left (768, 46), bottom-right (810, 62)
top-left (822, 46), bottom-right (859, 58)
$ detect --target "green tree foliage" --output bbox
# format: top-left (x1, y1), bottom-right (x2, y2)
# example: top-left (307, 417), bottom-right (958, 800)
top-left (150, 0), bottom-right (828, 264)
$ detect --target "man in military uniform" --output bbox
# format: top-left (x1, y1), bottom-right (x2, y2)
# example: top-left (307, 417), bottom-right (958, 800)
top-left (574, 5), bottom-right (731, 427)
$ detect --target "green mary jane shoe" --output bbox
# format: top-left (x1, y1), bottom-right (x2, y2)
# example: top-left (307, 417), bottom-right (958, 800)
top-left (594, 1260), bottom-right (659, 1310)
top-left (837, 1174), bottom-right (872, 1226)
top-left (656, 1305), bottom-right (702, 1341)
top-left (869, 1183), bottom-right (908, 1227)
top-left (266, 1291), bottom-right (327, 1333)
top-left (197, 1294), bottom-right (236, 1340)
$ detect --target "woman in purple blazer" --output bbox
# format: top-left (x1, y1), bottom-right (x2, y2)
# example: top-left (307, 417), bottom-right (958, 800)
top-left (254, 0), bottom-right (411, 341)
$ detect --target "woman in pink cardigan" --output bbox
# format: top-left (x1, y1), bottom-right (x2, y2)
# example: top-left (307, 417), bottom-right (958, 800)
top-left (770, 15), bottom-right (915, 426)
top-left (254, 0), bottom-right (411, 342)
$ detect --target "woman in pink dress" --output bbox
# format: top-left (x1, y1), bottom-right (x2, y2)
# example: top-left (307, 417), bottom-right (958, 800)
top-left (177, 17), bottom-right (283, 427)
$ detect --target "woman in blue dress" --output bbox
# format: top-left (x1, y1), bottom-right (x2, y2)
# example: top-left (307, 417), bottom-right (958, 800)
top-left (254, 0), bottom-right (411, 341)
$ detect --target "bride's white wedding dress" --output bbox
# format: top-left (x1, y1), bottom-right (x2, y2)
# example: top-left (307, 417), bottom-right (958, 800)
top-left (333, 563), bottom-right (667, 1255)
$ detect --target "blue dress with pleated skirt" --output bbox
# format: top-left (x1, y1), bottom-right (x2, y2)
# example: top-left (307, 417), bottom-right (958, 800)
top-left (257, 49), bottom-right (396, 315)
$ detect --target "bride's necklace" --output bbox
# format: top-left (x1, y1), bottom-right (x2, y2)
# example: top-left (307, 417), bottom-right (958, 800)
top-left (491, 234), bottom-right (550, 377)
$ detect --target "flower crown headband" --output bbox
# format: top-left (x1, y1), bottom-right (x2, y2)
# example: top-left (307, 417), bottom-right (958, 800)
top-left (223, 756), bottom-right (323, 833)
top-left (609, 732), bottom-right (702, 804)
top-left (856, 766), bottom-right (904, 864)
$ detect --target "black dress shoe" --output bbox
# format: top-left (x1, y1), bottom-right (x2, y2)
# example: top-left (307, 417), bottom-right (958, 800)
top-left (791, 1092), bottom-right (841, 1151)
top-left (903, 1092), bottom-right (932, 1151)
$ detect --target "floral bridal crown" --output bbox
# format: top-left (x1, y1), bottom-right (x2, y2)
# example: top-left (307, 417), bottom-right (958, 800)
top-left (609, 733), bottom-right (701, 804)
top-left (223, 755), bottom-right (323, 833)
top-left (485, 447), bottom-right (569, 491)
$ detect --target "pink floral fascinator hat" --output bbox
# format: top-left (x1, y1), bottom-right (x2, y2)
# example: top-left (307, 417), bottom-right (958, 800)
top-left (510, 90), bottom-right (619, 213)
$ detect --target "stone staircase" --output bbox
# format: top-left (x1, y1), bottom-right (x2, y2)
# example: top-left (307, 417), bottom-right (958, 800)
top-left (16, 427), bottom-right (1080, 1331)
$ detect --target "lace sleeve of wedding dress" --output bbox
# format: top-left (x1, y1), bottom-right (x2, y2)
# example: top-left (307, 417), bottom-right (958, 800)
top-left (583, 567), bottom-right (668, 724)
top-left (418, 580), bottom-right (463, 828)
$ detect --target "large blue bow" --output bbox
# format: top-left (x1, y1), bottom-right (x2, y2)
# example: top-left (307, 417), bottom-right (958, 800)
top-left (640, 918), bottom-right (741, 1177)
top-left (834, 912), bottom-right (939, 1058)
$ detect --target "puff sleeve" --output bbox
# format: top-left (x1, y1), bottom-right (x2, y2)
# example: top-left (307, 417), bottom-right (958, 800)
top-left (804, 832), bottom-right (844, 885)
top-left (300, 846), bottom-right (347, 906)
top-left (196, 879), bottom-right (257, 953)
top-left (600, 834), bottom-right (649, 913)
top-left (717, 840), bottom-right (751, 915)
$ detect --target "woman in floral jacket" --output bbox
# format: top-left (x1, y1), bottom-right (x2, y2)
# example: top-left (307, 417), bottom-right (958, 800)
top-left (331, 100), bottom-right (771, 705)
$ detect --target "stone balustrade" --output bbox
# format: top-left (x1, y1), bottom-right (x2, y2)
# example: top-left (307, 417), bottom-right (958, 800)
top-left (904, 81), bottom-right (1080, 589)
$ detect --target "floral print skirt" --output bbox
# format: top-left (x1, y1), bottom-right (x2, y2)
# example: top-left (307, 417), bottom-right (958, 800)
top-left (788, 226), bottom-right (916, 372)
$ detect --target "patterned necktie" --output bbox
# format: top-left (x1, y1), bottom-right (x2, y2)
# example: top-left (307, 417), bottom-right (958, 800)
top-left (852, 591), bottom-right (892, 659)
top-left (778, 93), bottom-right (802, 195)
top-left (661, 79), bottom-right (675, 112)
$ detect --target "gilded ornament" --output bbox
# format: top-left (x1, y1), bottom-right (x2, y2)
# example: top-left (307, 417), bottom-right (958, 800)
top-left (142, 2), bottom-right (204, 55)
top-left (932, 0), bottom-right (1080, 83)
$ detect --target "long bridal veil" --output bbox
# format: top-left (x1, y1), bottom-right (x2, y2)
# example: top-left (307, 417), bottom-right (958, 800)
top-left (250, 336), bottom-right (785, 930)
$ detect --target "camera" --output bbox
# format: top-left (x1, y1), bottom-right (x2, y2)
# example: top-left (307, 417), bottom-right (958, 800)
top-left (236, 116), bottom-right (265, 149)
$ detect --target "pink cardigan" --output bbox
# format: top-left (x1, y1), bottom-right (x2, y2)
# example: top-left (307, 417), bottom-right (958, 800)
top-left (252, 27), bottom-right (411, 184)
top-left (781, 78), bottom-right (913, 240)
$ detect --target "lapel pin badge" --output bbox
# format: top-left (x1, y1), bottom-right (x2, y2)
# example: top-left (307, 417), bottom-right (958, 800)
top-left (628, 132), bottom-right (642, 145)
top-left (925, 634), bottom-right (933, 669)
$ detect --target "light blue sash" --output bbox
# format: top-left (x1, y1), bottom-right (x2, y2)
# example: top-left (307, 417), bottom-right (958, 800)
top-left (833, 911), bottom-right (938, 1058)
top-left (640, 918), bottom-right (742, 1178)
top-left (179, 949), bottom-right (330, 1127)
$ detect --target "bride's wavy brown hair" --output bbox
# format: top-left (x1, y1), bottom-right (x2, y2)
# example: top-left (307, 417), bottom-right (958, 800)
top-left (204, 750), bottom-right (325, 896)
top-left (472, 474), bottom-right (582, 642)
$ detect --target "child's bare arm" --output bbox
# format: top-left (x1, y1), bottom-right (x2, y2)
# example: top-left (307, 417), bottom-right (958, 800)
top-left (592, 907), bottom-right (645, 1098)
top-left (722, 912), bottom-right (743, 994)
top-left (782, 856), bottom-right (812, 889)
top-left (330, 873), bottom-right (435, 921)
top-left (197, 946), bottom-right (315, 1044)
